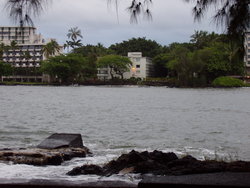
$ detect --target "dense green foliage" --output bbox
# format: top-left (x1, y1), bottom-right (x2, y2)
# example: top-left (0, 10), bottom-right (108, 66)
top-left (109, 37), bottom-right (163, 58)
top-left (97, 55), bottom-right (132, 79)
top-left (0, 61), bottom-right (13, 78)
top-left (212, 76), bottom-right (246, 87)
top-left (41, 54), bottom-right (96, 83)
top-left (57, 31), bottom-right (245, 86)
top-left (1, 29), bottom-right (246, 87)
top-left (152, 31), bottom-right (245, 86)
top-left (73, 43), bottom-right (112, 59)
top-left (42, 40), bottom-right (61, 59)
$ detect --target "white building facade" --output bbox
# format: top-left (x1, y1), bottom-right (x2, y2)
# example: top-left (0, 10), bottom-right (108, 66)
top-left (245, 31), bottom-right (250, 74)
top-left (97, 52), bottom-right (153, 80)
top-left (0, 26), bottom-right (58, 82)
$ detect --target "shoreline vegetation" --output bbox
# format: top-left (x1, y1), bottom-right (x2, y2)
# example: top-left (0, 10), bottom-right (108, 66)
top-left (0, 76), bottom-right (250, 88)
top-left (1, 32), bottom-right (248, 89)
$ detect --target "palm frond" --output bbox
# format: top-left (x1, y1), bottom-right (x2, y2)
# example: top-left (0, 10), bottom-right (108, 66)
top-left (5, 0), bottom-right (49, 26)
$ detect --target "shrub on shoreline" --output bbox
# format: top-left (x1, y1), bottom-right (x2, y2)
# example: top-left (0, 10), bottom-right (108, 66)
top-left (212, 76), bottom-right (246, 87)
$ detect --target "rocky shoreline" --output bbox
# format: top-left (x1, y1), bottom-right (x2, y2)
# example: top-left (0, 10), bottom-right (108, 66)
top-left (67, 150), bottom-right (250, 176)
top-left (0, 147), bottom-right (90, 166)
top-left (0, 133), bottom-right (90, 166)
top-left (1, 133), bottom-right (250, 178)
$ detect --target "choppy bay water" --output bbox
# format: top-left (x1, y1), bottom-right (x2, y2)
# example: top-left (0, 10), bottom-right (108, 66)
top-left (0, 86), bottom-right (250, 182)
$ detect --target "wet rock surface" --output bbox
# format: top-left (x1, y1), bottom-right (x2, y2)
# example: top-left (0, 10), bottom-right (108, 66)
top-left (37, 133), bottom-right (84, 149)
top-left (0, 133), bottom-right (90, 166)
top-left (67, 150), bottom-right (250, 176)
top-left (0, 147), bottom-right (90, 166)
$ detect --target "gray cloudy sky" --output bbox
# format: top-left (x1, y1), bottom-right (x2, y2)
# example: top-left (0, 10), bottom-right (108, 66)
top-left (0, 0), bottom-right (221, 47)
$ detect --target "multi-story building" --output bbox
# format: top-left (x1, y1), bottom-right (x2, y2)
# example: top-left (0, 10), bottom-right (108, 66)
top-left (127, 52), bottom-right (153, 79)
top-left (244, 31), bottom-right (250, 74)
top-left (0, 26), bottom-right (59, 82)
top-left (97, 52), bottom-right (153, 80)
top-left (0, 26), bottom-right (44, 45)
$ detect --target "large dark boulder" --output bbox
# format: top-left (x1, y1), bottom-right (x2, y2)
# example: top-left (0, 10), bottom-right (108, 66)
top-left (67, 150), bottom-right (250, 177)
top-left (67, 164), bottom-right (104, 176)
top-left (67, 150), bottom-right (179, 176)
top-left (37, 133), bottom-right (84, 149)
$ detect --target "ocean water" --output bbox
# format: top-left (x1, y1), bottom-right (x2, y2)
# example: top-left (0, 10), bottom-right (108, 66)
top-left (0, 86), bottom-right (250, 182)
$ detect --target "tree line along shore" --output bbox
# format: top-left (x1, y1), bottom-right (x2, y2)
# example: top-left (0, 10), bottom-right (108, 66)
top-left (0, 31), bottom-right (249, 88)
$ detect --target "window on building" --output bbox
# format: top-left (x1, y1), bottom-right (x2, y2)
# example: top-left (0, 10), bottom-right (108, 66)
top-left (98, 70), bottom-right (108, 74)
top-left (248, 61), bottom-right (250, 65)
top-left (136, 65), bottom-right (140, 68)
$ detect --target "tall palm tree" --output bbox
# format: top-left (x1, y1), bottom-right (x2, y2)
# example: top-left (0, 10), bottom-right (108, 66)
top-left (65, 27), bottom-right (83, 50)
top-left (42, 39), bottom-right (61, 59)
top-left (67, 27), bottom-right (83, 42)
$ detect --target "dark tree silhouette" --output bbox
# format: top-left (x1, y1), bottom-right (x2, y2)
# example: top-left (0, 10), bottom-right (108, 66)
top-left (5, 0), bottom-right (48, 27)
top-left (185, 0), bottom-right (250, 37)
top-left (4, 0), bottom-right (249, 37)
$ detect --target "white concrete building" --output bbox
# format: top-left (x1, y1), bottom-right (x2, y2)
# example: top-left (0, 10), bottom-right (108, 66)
top-left (0, 26), bottom-right (60, 82)
top-left (97, 52), bottom-right (153, 80)
top-left (127, 52), bottom-right (153, 79)
top-left (0, 26), bottom-right (44, 45)
top-left (244, 31), bottom-right (250, 74)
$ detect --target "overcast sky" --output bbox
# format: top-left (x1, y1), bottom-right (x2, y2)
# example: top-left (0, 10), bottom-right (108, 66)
top-left (0, 0), bottom-right (222, 47)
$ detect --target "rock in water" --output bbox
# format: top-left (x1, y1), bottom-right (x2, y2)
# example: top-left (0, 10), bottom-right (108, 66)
top-left (37, 133), bottom-right (84, 149)
top-left (67, 164), bottom-right (104, 176)
top-left (67, 150), bottom-right (250, 176)
top-left (0, 133), bottom-right (90, 166)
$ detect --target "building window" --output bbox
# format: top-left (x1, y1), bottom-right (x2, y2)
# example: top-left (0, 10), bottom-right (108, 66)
top-left (136, 65), bottom-right (140, 68)
top-left (248, 61), bottom-right (250, 65)
top-left (135, 58), bottom-right (140, 62)
top-left (98, 70), bottom-right (108, 74)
